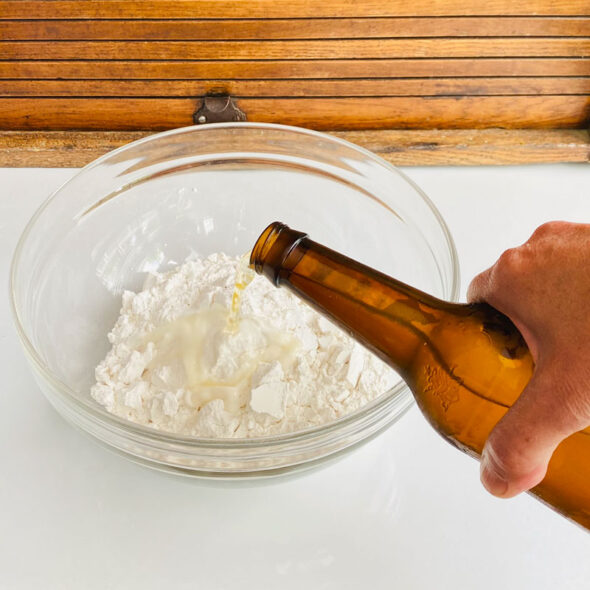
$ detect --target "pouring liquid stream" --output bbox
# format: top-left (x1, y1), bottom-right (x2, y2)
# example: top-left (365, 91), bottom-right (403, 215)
top-left (227, 252), bottom-right (256, 331)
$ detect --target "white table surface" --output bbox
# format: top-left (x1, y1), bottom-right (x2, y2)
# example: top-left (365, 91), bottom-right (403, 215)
top-left (2, 164), bottom-right (589, 589)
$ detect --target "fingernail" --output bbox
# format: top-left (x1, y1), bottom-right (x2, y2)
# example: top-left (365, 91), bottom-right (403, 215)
top-left (480, 450), bottom-right (509, 497)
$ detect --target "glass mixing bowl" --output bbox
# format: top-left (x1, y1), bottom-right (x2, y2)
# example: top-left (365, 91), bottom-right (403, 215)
top-left (10, 123), bottom-right (459, 478)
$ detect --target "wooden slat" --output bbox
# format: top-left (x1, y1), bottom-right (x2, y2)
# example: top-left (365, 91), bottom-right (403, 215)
top-left (1, 129), bottom-right (588, 167)
top-left (3, 39), bottom-right (590, 60)
top-left (0, 96), bottom-right (588, 130)
top-left (2, 1), bottom-right (589, 19)
top-left (335, 128), bottom-right (590, 165)
top-left (1, 59), bottom-right (587, 79)
top-left (0, 130), bottom-right (148, 166)
top-left (3, 78), bottom-right (589, 97)
top-left (2, 18), bottom-right (590, 40)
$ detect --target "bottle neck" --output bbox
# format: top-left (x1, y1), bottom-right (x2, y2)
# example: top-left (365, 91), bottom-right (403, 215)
top-left (251, 223), bottom-right (459, 376)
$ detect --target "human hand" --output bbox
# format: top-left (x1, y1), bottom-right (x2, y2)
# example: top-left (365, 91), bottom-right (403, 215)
top-left (467, 221), bottom-right (590, 498)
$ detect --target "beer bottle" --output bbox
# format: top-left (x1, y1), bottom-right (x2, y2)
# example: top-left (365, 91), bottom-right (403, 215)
top-left (250, 222), bottom-right (590, 529)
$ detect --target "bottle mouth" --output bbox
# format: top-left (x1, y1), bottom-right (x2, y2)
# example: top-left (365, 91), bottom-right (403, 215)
top-left (249, 221), bottom-right (288, 275)
top-left (250, 222), bottom-right (308, 286)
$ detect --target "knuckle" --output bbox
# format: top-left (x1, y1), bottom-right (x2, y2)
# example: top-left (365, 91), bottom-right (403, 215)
top-left (529, 221), bottom-right (568, 242)
top-left (493, 247), bottom-right (523, 280)
top-left (486, 431), bottom-right (531, 479)
top-left (563, 396), bottom-right (590, 428)
top-left (556, 376), bottom-right (590, 429)
top-left (466, 270), bottom-right (490, 302)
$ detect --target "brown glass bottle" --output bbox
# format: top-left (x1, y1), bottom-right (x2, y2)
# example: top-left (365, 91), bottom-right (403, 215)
top-left (250, 222), bottom-right (590, 529)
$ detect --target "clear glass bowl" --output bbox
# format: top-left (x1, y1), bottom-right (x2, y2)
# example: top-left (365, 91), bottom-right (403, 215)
top-left (10, 123), bottom-right (459, 478)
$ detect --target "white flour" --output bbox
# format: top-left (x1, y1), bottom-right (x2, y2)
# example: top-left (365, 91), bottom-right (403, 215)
top-left (91, 253), bottom-right (397, 437)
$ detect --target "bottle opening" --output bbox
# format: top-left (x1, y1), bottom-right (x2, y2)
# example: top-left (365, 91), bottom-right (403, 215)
top-left (250, 222), bottom-right (308, 286)
top-left (249, 222), bottom-right (287, 274)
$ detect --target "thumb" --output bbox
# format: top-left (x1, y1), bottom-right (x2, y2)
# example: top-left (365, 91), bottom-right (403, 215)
top-left (480, 366), bottom-right (589, 498)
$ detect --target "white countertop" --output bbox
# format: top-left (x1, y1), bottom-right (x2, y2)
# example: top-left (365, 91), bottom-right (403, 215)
top-left (2, 164), bottom-right (589, 589)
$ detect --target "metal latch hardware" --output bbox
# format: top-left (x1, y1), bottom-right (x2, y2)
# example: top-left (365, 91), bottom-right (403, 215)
top-left (193, 94), bottom-right (247, 125)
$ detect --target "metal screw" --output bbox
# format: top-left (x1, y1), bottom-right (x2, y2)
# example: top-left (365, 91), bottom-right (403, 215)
top-left (197, 115), bottom-right (207, 124)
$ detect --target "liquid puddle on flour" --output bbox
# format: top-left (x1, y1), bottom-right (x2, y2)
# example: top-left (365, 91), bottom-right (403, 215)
top-left (141, 252), bottom-right (299, 413)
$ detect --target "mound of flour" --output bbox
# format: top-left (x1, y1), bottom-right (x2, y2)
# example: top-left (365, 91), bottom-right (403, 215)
top-left (91, 253), bottom-right (397, 437)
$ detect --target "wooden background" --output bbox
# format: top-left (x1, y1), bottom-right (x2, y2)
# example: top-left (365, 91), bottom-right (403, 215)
top-left (1, 0), bottom-right (589, 165)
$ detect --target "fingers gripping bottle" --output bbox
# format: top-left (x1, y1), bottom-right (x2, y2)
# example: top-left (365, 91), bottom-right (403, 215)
top-left (250, 222), bottom-right (590, 529)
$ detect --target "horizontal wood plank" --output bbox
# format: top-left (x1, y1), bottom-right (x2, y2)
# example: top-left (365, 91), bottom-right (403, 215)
top-left (0, 96), bottom-right (588, 130)
top-left (335, 128), bottom-right (590, 165)
top-left (3, 39), bottom-right (590, 60)
top-left (3, 78), bottom-right (589, 97)
top-left (3, 1), bottom-right (589, 19)
top-left (0, 130), bottom-right (148, 167)
top-left (2, 18), bottom-right (590, 40)
top-left (1, 129), bottom-right (588, 167)
top-left (1, 58), bottom-right (587, 79)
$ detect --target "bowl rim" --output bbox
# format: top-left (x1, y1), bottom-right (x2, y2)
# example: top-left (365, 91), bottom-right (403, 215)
top-left (9, 121), bottom-right (460, 448)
